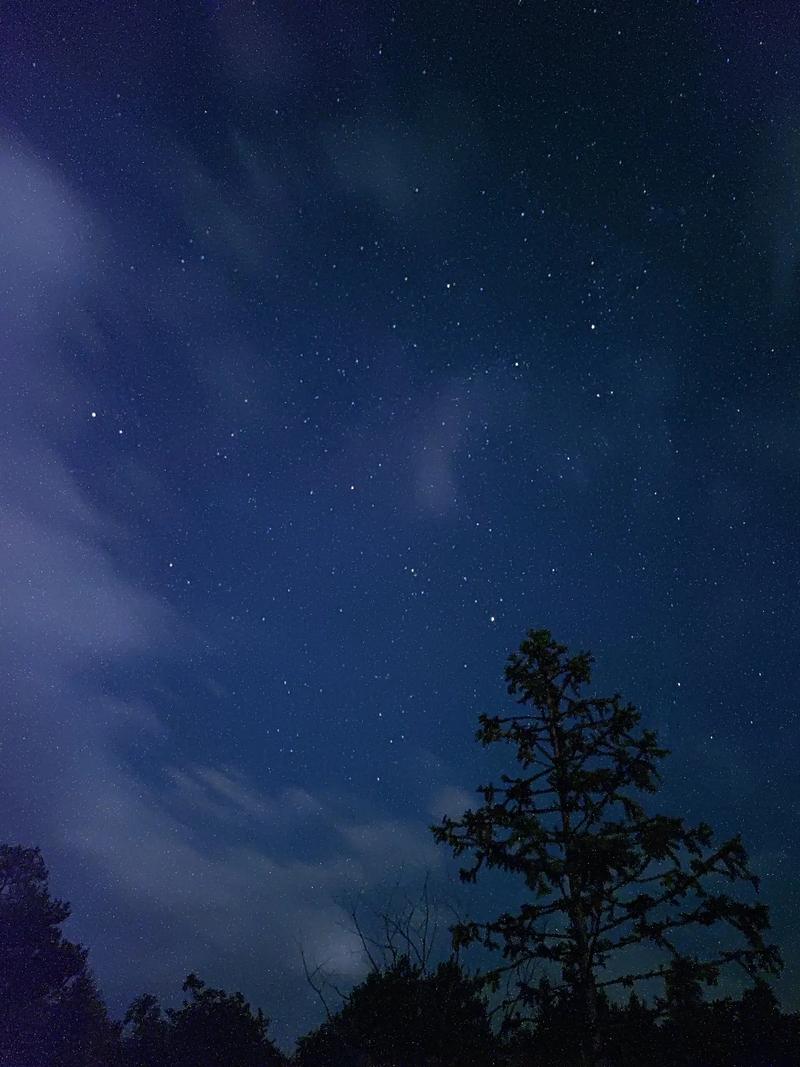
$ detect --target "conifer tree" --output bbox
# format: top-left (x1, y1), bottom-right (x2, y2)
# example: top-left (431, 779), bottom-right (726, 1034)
top-left (431, 630), bottom-right (781, 1066)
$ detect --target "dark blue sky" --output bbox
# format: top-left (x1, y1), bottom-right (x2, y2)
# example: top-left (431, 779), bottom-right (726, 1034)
top-left (1, 0), bottom-right (798, 1050)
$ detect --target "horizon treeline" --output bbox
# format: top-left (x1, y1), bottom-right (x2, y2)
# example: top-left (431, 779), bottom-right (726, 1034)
top-left (2, 630), bottom-right (797, 1066)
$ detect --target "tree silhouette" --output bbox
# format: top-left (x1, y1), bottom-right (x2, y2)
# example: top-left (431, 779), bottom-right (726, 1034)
top-left (122, 992), bottom-right (169, 1067)
top-left (431, 629), bottom-right (781, 1066)
top-left (294, 954), bottom-right (497, 1067)
top-left (124, 974), bottom-right (285, 1067)
top-left (171, 973), bottom-right (285, 1067)
top-left (0, 844), bottom-right (118, 1066)
top-left (652, 975), bottom-right (800, 1067)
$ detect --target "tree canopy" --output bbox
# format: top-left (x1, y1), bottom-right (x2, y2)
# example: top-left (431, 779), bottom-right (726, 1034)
top-left (122, 974), bottom-right (286, 1067)
top-left (0, 631), bottom-right (797, 1065)
top-left (0, 845), bottom-right (117, 1067)
top-left (431, 629), bottom-right (781, 1065)
top-left (294, 954), bottom-right (496, 1067)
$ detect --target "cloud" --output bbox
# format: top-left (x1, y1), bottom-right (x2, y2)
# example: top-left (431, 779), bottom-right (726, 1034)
top-left (430, 785), bottom-right (474, 822)
top-left (323, 121), bottom-right (429, 216)
top-left (0, 408), bottom-right (438, 1043)
top-left (0, 138), bottom-right (94, 294)
top-left (65, 756), bottom-right (439, 1046)
top-left (411, 380), bottom-right (471, 517)
top-left (0, 409), bottom-right (438, 1045)
top-left (0, 138), bottom-right (444, 1050)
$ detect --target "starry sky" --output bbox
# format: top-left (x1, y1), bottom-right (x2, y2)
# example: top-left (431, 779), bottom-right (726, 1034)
top-left (1, 0), bottom-right (799, 1051)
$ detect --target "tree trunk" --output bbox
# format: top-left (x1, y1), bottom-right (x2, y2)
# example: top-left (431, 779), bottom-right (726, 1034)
top-left (578, 972), bottom-right (599, 1067)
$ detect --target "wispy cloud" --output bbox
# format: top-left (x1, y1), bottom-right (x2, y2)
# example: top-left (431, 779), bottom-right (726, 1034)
top-left (0, 137), bottom-right (443, 1048)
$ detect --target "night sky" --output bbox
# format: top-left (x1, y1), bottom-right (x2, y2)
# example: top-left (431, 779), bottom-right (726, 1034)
top-left (1, 0), bottom-right (798, 1051)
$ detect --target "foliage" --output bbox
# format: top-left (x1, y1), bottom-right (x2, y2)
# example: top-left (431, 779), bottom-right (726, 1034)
top-left (293, 954), bottom-right (497, 1067)
top-left (3, 613), bottom-right (799, 1067)
top-left (122, 992), bottom-right (170, 1067)
top-left (652, 975), bottom-right (800, 1067)
top-left (503, 982), bottom-right (800, 1067)
top-left (431, 629), bottom-right (781, 1065)
top-left (0, 844), bottom-right (118, 1067)
top-left (122, 974), bottom-right (286, 1067)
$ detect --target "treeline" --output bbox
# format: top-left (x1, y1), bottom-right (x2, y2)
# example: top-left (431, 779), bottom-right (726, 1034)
top-left (2, 630), bottom-right (797, 1066)
top-left (0, 843), bottom-right (797, 1066)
